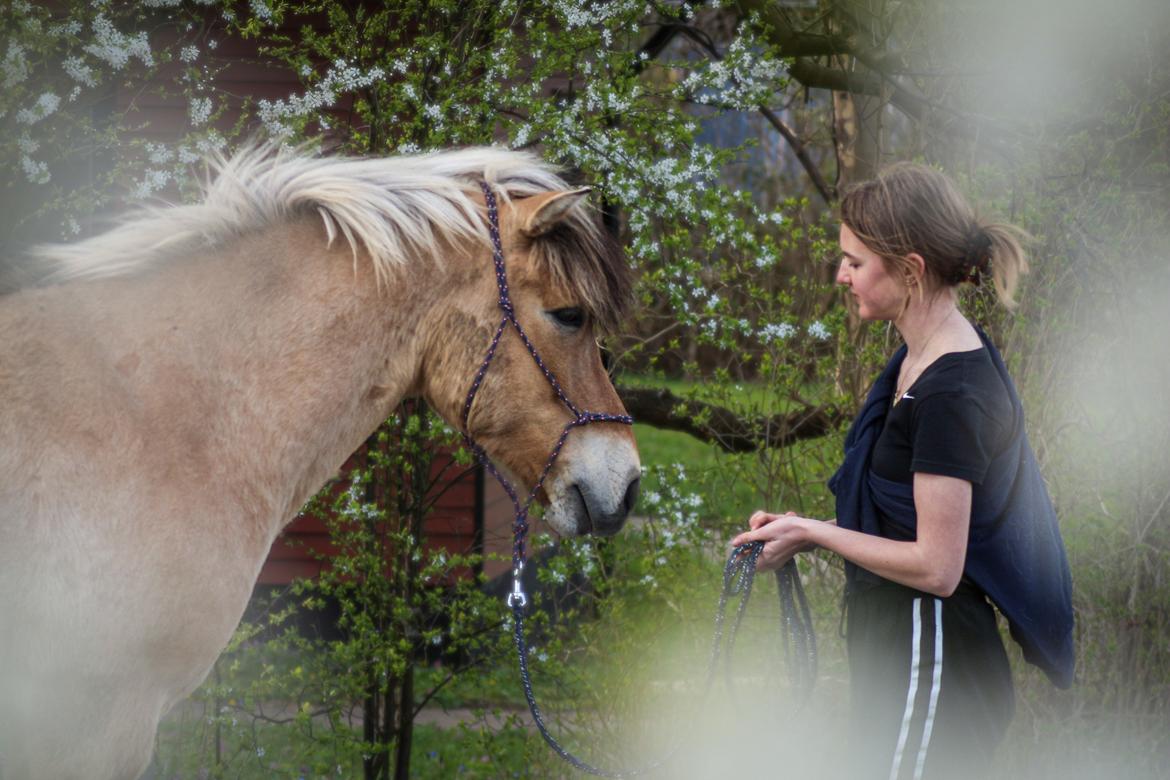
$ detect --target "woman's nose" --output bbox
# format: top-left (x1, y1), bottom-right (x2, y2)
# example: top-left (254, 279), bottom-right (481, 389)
top-left (835, 261), bottom-right (849, 286)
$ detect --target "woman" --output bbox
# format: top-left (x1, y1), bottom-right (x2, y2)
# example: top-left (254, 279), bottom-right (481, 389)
top-left (733, 163), bottom-right (1073, 780)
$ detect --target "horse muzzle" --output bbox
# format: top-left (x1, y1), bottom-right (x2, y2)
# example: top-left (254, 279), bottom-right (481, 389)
top-left (571, 476), bottom-right (640, 536)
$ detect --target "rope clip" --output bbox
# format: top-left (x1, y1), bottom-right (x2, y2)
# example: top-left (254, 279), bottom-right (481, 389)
top-left (507, 565), bottom-right (528, 610)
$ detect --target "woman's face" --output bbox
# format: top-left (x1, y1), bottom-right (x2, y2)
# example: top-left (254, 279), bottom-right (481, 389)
top-left (836, 224), bottom-right (908, 321)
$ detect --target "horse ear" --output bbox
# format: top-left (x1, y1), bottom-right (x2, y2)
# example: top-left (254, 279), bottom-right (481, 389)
top-left (518, 187), bottom-right (592, 238)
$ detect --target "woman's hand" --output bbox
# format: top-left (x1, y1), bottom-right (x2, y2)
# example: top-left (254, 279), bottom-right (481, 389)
top-left (731, 511), bottom-right (816, 572)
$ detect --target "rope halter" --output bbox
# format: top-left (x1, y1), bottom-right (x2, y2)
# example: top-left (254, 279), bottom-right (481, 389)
top-left (460, 181), bottom-right (634, 611)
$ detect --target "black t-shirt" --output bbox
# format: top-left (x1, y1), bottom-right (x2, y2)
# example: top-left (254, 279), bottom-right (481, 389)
top-left (871, 347), bottom-right (1013, 489)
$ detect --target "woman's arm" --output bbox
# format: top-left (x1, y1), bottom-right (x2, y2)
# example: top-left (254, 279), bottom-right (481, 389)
top-left (732, 473), bottom-right (971, 597)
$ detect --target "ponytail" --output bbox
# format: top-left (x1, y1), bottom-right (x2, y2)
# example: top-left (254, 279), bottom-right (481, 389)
top-left (976, 221), bottom-right (1030, 309)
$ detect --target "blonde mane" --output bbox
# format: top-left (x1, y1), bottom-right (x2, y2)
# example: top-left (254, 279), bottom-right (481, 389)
top-left (32, 142), bottom-right (631, 327)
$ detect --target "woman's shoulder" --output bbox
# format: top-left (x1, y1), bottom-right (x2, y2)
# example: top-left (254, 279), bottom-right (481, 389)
top-left (913, 347), bottom-right (1013, 418)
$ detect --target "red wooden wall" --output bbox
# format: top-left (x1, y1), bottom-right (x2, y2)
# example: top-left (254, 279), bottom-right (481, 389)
top-left (257, 449), bottom-right (490, 587)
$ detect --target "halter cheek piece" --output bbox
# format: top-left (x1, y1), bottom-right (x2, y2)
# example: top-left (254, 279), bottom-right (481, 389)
top-left (460, 181), bottom-right (633, 606)
top-left (463, 182), bottom-right (815, 777)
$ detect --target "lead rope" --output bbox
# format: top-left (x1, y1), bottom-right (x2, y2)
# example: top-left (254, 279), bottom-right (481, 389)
top-left (463, 182), bottom-right (816, 776)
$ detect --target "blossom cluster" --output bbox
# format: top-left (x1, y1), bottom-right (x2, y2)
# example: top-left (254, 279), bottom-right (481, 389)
top-left (258, 60), bottom-right (388, 140)
top-left (757, 319), bottom-right (832, 344)
top-left (85, 13), bottom-right (153, 70)
top-left (678, 22), bottom-right (789, 110)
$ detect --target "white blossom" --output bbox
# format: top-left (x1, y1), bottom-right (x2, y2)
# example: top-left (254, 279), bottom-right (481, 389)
top-left (807, 320), bottom-right (831, 341)
top-left (146, 142), bottom-right (174, 165)
top-left (17, 92), bottom-right (60, 124)
top-left (257, 61), bottom-right (386, 139)
top-left (179, 45), bottom-right (199, 63)
top-left (21, 155), bottom-right (49, 184)
top-left (132, 168), bottom-right (172, 199)
top-left (250, 0), bottom-right (274, 22)
top-left (53, 19), bottom-right (83, 36)
top-left (188, 96), bottom-right (212, 126)
top-left (3, 43), bottom-right (29, 88)
top-left (85, 14), bottom-right (153, 70)
top-left (759, 322), bottom-right (796, 342)
top-left (63, 56), bottom-right (96, 86)
top-left (194, 133), bottom-right (226, 154)
top-left (512, 123), bottom-right (531, 148)
top-left (678, 26), bottom-right (787, 110)
top-left (754, 246), bottom-right (778, 268)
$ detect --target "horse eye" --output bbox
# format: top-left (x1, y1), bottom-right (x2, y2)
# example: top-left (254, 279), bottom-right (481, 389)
top-left (548, 307), bottom-right (585, 330)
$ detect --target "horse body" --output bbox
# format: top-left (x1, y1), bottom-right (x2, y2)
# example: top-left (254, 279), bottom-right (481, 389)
top-left (0, 147), bottom-right (639, 778)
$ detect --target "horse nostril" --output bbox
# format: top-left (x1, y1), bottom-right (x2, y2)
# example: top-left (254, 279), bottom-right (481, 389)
top-left (622, 477), bottom-right (640, 517)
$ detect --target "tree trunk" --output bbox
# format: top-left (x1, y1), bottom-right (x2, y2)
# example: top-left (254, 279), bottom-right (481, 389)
top-left (362, 684), bottom-right (380, 780)
top-left (832, 87), bottom-right (882, 190)
top-left (831, 49), bottom-right (888, 400)
top-left (393, 664), bottom-right (414, 780)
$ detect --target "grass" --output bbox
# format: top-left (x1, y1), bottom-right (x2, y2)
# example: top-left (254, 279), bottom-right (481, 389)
top-left (156, 715), bottom-right (538, 779)
top-left (620, 370), bottom-right (847, 527)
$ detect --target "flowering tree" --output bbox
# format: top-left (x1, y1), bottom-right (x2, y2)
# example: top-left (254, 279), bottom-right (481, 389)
top-left (1, 2), bottom-right (847, 775)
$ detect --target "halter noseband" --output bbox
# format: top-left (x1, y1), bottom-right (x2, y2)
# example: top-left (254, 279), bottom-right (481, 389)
top-left (460, 181), bottom-right (634, 610)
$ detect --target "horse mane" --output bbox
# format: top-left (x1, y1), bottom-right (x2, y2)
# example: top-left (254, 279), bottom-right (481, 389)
top-left (31, 142), bottom-right (631, 330)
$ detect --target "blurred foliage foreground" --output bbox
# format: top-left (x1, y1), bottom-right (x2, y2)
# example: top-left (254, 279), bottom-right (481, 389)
top-left (3, 1), bottom-right (1169, 778)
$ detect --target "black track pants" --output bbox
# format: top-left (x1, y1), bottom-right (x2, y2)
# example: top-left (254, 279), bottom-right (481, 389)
top-left (841, 581), bottom-right (1015, 780)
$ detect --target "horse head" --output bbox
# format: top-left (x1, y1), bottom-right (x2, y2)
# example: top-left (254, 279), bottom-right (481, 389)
top-left (420, 183), bottom-right (640, 537)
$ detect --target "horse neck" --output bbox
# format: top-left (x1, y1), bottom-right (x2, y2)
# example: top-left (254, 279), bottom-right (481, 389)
top-left (80, 216), bottom-right (453, 537)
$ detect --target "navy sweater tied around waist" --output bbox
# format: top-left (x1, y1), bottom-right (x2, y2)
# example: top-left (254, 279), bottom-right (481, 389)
top-left (828, 329), bottom-right (1075, 688)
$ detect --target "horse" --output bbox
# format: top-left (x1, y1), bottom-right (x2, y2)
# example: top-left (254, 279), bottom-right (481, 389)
top-left (0, 143), bottom-right (641, 779)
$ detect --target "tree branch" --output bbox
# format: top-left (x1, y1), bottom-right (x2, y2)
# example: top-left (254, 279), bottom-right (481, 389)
top-left (733, 2), bottom-right (1023, 160)
top-left (786, 58), bottom-right (931, 122)
top-left (758, 105), bottom-right (837, 203)
top-left (672, 26), bottom-right (836, 205)
top-left (616, 385), bottom-right (849, 453)
top-left (733, 0), bottom-right (908, 72)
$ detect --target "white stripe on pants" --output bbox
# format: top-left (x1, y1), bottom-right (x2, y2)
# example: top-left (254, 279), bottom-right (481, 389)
top-left (889, 597), bottom-right (943, 780)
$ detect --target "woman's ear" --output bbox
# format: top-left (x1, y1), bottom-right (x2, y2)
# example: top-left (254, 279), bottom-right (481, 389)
top-left (905, 252), bottom-right (927, 286)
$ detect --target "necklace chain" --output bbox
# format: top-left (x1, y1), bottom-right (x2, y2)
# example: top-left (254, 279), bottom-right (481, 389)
top-left (894, 307), bottom-right (957, 404)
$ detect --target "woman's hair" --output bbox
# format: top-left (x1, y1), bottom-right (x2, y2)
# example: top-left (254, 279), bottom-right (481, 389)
top-left (839, 162), bottom-right (1029, 309)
